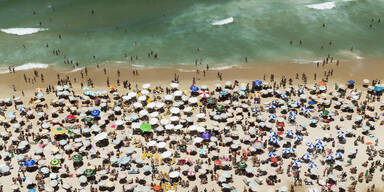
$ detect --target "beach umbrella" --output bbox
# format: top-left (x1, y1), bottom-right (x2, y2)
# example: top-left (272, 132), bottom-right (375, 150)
top-left (24, 159), bottom-right (36, 167)
top-left (253, 80), bottom-right (262, 86)
top-left (326, 154), bottom-right (334, 160)
top-left (215, 104), bottom-right (224, 112)
top-left (253, 141), bottom-right (263, 149)
top-left (307, 143), bottom-right (315, 149)
top-left (289, 115), bottom-right (296, 120)
top-left (335, 152), bottom-right (343, 159)
top-left (90, 109), bottom-right (100, 117)
top-left (322, 110), bottom-right (329, 116)
top-left (84, 168), bottom-right (96, 177)
top-left (49, 159), bottom-right (61, 167)
top-left (199, 90), bottom-right (209, 99)
top-left (94, 132), bottom-right (108, 141)
top-left (200, 132), bottom-right (211, 140)
top-left (18, 107), bottom-right (26, 111)
top-left (302, 153), bottom-right (311, 160)
top-left (375, 86), bottom-right (383, 92)
top-left (286, 130), bottom-right (294, 136)
top-left (237, 161), bottom-right (247, 169)
top-left (72, 154), bottom-right (83, 162)
top-left (294, 136), bottom-right (302, 141)
top-left (140, 123), bottom-right (152, 132)
top-left (52, 127), bottom-right (67, 135)
top-left (169, 171), bottom-right (180, 178)
top-left (291, 160), bottom-right (301, 167)
top-left (219, 90), bottom-right (229, 95)
top-left (309, 162), bottom-right (317, 168)
top-left (268, 152), bottom-right (277, 158)
top-left (190, 86), bottom-right (199, 92)
top-left (315, 139), bottom-right (323, 144)
top-left (268, 114), bottom-right (276, 119)
top-left (153, 185), bottom-right (161, 191)
top-left (308, 101), bottom-right (315, 105)
top-left (348, 80), bottom-right (355, 84)
top-left (316, 144), bottom-right (324, 150)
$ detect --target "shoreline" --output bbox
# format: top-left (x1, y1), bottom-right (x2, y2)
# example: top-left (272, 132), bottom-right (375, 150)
top-left (0, 58), bottom-right (383, 97)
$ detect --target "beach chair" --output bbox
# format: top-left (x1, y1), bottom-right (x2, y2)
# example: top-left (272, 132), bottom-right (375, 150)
top-left (162, 183), bottom-right (166, 191)
top-left (147, 153), bottom-right (152, 158)
top-left (172, 184), bottom-right (177, 191)
top-left (166, 184), bottom-right (171, 191)
top-left (141, 153), bottom-right (147, 159)
top-left (170, 158), bottom-right (175, 165)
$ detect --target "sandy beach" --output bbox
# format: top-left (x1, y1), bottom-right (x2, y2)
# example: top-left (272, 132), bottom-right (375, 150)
top-left (0, 58), bottom-right (384, 192)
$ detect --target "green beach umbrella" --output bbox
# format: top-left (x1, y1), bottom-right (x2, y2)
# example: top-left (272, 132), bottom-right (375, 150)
top-left (215, 104), bottom-right (224, 112)
top-left (322, 110), bottom-right (329, 116)
top-left (49, 159), bottom-right (61, 167)
top-left (84, 168), bottom-right (96, 177)
top-left (207, 97), bottom-right (216, 104)
top-left (72, 154), bottom-right (83, 162)
top-left (237, 161), bottom-right (247, 169)
top-left (140, 123), bottom-right (152, 132)
top-left (83, 117), bottom-right (93, 122)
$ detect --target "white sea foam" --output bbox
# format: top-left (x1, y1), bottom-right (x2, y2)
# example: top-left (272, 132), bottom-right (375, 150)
top-left (0, 28), bottom-right (48, 35)
top-left (131, 64), bottom-right (146, 68)
top-left (68, 67), bottom-right (84, 73)
top-left (293, 59), bottom-right (323, 64)
top-left (306, 2), bottom-right (335, 10)
top-left (210, 65), bottom-right (238, 70)
top-left (211, 17), bottom-right (234, 26)
top-left (0, 63), bottom-right (49, 74)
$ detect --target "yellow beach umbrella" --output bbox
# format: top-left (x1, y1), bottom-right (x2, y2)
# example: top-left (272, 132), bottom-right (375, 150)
top-left (52, 127), bottom-right (67, 135)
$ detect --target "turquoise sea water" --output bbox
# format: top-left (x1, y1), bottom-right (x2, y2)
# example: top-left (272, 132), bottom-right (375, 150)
top-left (0, 0), bottom-right (383, 69)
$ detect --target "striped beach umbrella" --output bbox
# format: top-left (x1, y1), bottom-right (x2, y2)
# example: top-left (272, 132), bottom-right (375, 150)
top-left (199, 90), bottom-right (210, 98)
top-left (289, 115), bottom-right (296, 120)
top-left (90, 109), bottom-right (100, 117)
top-left (286, 130), bottom-right (294, 136)
top-left (268, 152), bottom-right (277, 158)
top-left (298, 89), bottom-right (305, 94)
top-left (300, 107), bottom-right (307, 111)
top-left (335, 152), bottom-right (343, 159)
top-left (269, 105), bottom-right (277, 109)
top-left (326, 154), bottom-right (334, 160)
top-left (291, 160), bottom-right (301, 167)
top-left (282, 148), bottom-right (290, 154)
top-left (294, 136), bottom-right (302, 141)
top-left (289, 148), bottom-right (296, 153)
top-left (49, 159), bottom-right (61, 167)
top-left (309, 162), bottom-right (317, 168)
top-left (281, 94), bottom-right (287, 99)
top-left (269, 130), bottom-right (277, 136)
top-left (316, 144), bottom-right (324, 150)
top-left (305, 108), bottom-right (311, 113)
top-left (18, 107), bottom-right (26, 111)
top-left (72, 154), bottom-right (83, 162)
top-left (268, 114), bottom-right (276, 119)
top-left (315, 139), bottom-right (323, 144)
top-left (302, 153), bottom-right (311, 160)
top-left (253, 141), bottom-right (263, 149)
top-left (288, 111), bottom-right (296, 115)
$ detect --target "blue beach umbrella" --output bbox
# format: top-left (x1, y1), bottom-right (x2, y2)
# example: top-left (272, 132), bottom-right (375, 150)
top-left (219, 90), bottom-right (229, 95)
top-left (348, 80), bottom-right (355, 84)
top-left (281, 94), bottom-right (287, 99)
top-left (268, 114), bottom-right (276, 119)
top-left (315, 139), bottom-right (323, 144)
top-left (298, 89), bottom-right (305, 94)
top-left (308, 101), bottom-right (316, 105)
top-left (18, 107), bottom-right (26, 111)
top-left (24, 159), bottom-right (36, 167)
top-left (300, 107), bottom-right (307, 111)
top-left (288, 111), bottom-right (296, 115)
top-left (190, 86), bottom-right (199, 92)
top-left (253, 80), bottom-right (262, 86)
top-left (269, 105), bottom-right (276, 109)
top-left (374, 86), bottom-right (383, 92)
top-left (289, 148), bottom-right (296, 153)
top-left (289, 115), bottom-right (297, 120)
top-left (90, 109), bottom-right (101, 117)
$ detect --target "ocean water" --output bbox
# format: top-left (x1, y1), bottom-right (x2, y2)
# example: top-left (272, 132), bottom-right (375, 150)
top-left (0, 0), bottom-right (383, 69)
